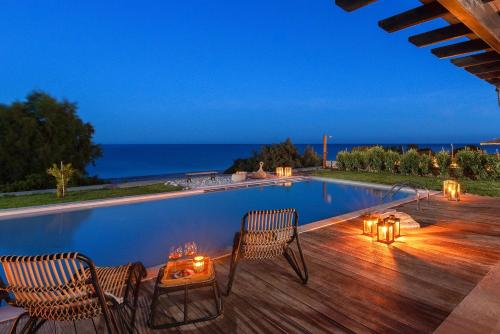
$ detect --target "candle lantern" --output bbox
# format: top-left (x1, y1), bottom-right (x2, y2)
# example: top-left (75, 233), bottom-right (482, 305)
top-left (362, 215), bottom-right (379, 236)
top-left (377, 217), bottom-right (395, 244)
top-left (276, 167), bottom-right (284, 177)
top-left (193, 256), bottom-right (205, 273)
top-left (385, 214), bottom-right (401, 238)
top-left (443, 180), bottom-right (460, 201)
top-left (284, 167), bottom-right (292, 177)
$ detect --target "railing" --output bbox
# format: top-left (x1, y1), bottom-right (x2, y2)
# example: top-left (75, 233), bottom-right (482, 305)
top-left (381, 182), bottom-right (430, 210)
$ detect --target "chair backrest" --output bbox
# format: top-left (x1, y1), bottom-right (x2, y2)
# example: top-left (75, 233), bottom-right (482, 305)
top-left (240, 208), bottom-right (298, 259)
top-left (0, 253), bottom-right (108, 322)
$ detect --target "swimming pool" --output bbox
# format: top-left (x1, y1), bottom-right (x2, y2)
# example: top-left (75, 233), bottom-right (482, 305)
top-left (0, 180), bottom-right (409, 267)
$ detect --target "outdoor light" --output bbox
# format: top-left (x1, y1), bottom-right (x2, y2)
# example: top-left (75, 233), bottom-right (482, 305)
top-left (276, 167), bottom-right (284, 177)
top-left (443, 180), bottom-right (460, 201)
top-left (193, 256), bottom-right (205, 273)
top-left (384, 214), bottom-right (401, 238)
top-left (377, 217), bottom-right (396, 244)
top-left (284, 167), bottom-right (292, 177)
top-left (362, 214), bottom-right (379, 236)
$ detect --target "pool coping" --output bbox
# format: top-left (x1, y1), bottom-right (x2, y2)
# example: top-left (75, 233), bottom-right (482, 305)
top-left (0, 183), bottom-right (438, 323)
top-left (0, 177), bottom-right (307, 219)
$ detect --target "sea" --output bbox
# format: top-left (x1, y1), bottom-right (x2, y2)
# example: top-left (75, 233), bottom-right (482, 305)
top-left (87, 144), bottom-right (499, 181)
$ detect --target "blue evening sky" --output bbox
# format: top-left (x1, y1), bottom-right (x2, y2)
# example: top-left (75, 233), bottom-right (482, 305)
top-left (1, 0), bottom-right (498, 144)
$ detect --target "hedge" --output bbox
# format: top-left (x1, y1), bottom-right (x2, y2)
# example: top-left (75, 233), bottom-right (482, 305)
top-left (335, 146), bottom-right (499, 180)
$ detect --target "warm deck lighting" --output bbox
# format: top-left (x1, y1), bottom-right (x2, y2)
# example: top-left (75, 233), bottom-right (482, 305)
top-left (284, 167), bottom-right (292, 177)
top-left (276, 167), bottom-right (284, 177)
top-left (385, 214), bottom-right (401, 238)
top-left (193, 256), bottom-right (205, 273)
top-left (362, 215), bottom-right (379, 236)
top-left (443, 180), bottom-right (460, 201)
top-left (377, 217), bottom-right (396, 244)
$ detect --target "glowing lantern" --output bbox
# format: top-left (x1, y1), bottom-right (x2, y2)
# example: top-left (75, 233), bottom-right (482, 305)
top-left (193, 256), bottom-right (206, 273)
top-left (284, 167), bottom-right (292, 177)
top-left (362, 215), bottom-right (379, 236)
top-left (443, 180), bottom-right (460, 201)
top-left (377, 217), bottom-right (396, 244)
top-left (276, 167), bottom-right (284, 177)
top-left (384, 214), bottom-right (401, 238)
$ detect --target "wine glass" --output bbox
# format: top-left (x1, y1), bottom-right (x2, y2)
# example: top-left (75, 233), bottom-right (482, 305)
top-left (169, 245), bottom-right (183, 271)
top-left (184, 241), bottom-right (197, 257)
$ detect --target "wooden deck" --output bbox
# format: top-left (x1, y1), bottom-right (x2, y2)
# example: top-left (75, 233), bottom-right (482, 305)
top-left (2, 194), bottom-right (500, 333)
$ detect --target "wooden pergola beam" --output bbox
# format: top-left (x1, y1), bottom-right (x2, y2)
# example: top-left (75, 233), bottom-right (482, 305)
top-left (465, 60), bottom-right (500, 74)
top-left (409, 23), bottom-right (471, 47)
top-left (485, 78), bottom-right (500, 86)
top-left (477, 70), bottom-right (500, 80)
top-left (431, 39), bottom-right (491, 58)
top-left (335, 0), bottom-right (378, 12)
top-left (450, 51), bottom-right (500, 67)
top-left (378, 2), bottom-right (448, 33)
top-left (437, 0), bottom-right (500, 53)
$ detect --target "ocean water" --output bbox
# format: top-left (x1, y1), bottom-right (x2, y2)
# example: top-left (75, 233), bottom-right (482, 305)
top-left (87, 143), bottom-right (498, 180)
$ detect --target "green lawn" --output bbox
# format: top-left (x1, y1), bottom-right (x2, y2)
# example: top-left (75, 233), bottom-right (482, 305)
top-left (312, 170), bottom-right (500, 197)
top-left (0, 183), bottom-right (183, 209)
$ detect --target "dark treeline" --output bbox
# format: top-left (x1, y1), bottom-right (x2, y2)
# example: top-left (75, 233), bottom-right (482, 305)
top-left (0, 92), bottom-right (103, 192)
top-left (225, 138), bottom-right (321, 173)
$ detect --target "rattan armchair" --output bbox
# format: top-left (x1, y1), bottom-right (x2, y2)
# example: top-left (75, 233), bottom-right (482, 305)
top-left (0, 253), bottom-right (146, 334)
top-left (226, 208), bottom-right (308, 295)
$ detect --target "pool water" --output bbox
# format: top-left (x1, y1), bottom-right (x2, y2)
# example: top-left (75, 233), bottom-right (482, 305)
top-left (0, 180), bottom-right (408, 267)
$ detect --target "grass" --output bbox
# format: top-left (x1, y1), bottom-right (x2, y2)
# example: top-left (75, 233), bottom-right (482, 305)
top-left (0, 183), bottom-right (183, 209)
top-left (312, 170), bottom-right (500, 197)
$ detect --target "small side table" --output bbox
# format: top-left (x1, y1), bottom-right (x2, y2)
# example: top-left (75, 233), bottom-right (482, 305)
top-left (148, 257), bottom-right (223, 329)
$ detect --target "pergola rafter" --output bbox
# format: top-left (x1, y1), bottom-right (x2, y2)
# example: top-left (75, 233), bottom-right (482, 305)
top-left (334, 0), bottom-right (500, 93)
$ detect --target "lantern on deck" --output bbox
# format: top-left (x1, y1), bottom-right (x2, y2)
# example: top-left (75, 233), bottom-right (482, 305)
top-left (377, 217), bottom-right (396, 244)
top-left (443, 180), bottom-right (460, 201)
top-left (284, 167), bottom-right (292, 177)
top-left (276, 167), bottom-right (284, 177)
top-left (362, 215), bottom-right (379, 236)
top-left (384, 214), bottom-right (401, 238)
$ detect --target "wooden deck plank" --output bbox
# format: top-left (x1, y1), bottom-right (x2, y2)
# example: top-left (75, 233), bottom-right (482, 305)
top-left (1, 194), bottom-right (500, 333)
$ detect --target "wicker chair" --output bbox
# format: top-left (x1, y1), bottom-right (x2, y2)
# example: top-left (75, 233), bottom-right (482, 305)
top-left (226, 208), bottom-right (308, 295)
top-left (0, 253), bottom-right (146, 334)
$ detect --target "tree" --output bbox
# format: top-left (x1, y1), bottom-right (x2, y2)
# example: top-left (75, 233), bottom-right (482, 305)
top-left (0, 92), bottom-right (102, 191)
top-left (225, 139), bottom-right (320, 173)
top-left (47, 162), bottom-right (76, 198)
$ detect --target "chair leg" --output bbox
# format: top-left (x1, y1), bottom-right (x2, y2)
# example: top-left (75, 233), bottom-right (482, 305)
top-left (283, 241), bottom-right (308, 284)
top-left (125, 263), bottom-right (146, 333)
top-left (225, 233), bottom-right (241, 296)
top-left (9, 313), bottom-right (43, 334)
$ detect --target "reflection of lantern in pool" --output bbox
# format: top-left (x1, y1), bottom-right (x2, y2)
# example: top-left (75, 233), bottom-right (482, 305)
top-left (276, 167), bottom-right (284, 177)
top-left (443, 180), bottom-right (460, 201)
top-left (377, 217), bottom-right (396, 244)
top-left (284, 167), bottom-right (292, 177)
top-left (362, 215), bottom-right (379, 236)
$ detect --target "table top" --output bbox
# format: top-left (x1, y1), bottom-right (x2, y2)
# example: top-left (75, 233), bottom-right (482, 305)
top-left (160, 257), bottom-right (215, 287)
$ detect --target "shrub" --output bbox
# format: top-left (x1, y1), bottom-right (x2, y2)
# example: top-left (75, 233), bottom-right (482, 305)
top-left (367, 146), bottom-right (385, 172)
top-left (435, 149), bottom-right (451, 177)
top-left (0, 174), bottom-right (49, 193)
top-left (456, 149), bottom-right (484, 179)
top-left (336, 151), bottom-right (349, 171)
top-left (344, 152), bottom-right (358, 171)
top-left (419, 154), bottom-right (432, 176)
top-left (301, 145), bottom-right (322, 167)
top-left (400, 149), bottom-right (420, 175)
top-left (351, 151), bottom-right (368, 171)
top-left (384, 151), bottom-right (400, 173)
top-left (225, 138), bottom-right (320, 173)
top-left (47, 162), bottom-right (76, 198)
